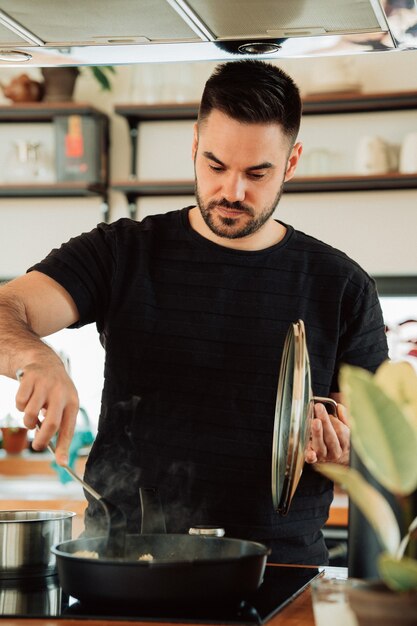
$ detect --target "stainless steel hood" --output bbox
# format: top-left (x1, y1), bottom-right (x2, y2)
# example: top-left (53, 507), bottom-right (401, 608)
top-left (0, 0), bottom-right (416, 67)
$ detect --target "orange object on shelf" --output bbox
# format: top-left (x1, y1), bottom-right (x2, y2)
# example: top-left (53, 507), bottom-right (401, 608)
top-left (1, 427), bottom-right (28, 455)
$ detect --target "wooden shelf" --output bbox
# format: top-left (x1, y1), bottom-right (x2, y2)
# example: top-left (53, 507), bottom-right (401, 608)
top-left (0, 102), bottom-right (108, 122)
top-left (112, 172), bottom-right (417, 199)
top-left (0, 182), bottom-right (107, 198)
top-left (286, 172), bottom-right (417, 192)
top-left (112, 179), bottom-right (195, 197)
top-left (301, 90), bottom-right (417, 114)
top-left (115, 102), bottom-right (198, 122)
top-left (115, 91), bottom-right (417, 123)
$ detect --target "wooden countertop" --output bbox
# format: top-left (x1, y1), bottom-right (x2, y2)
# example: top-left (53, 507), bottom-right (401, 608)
top-left (0, 450), bottom-right (87, 476)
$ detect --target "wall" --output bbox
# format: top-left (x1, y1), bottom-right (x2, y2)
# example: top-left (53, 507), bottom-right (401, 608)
top-left (0, 51), bottom-right (417, 279)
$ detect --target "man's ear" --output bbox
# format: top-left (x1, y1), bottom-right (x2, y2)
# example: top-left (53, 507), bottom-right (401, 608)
top-left (284, 142), bottom-right (303, 182)
top-left (191, 122), bottom-right (198, 161)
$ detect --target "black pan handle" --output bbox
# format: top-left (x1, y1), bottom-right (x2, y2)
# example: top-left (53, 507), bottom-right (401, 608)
top-left (99, 497), bottom-right (127, 558)
top-left (139, 487), bottom-right (167, 534)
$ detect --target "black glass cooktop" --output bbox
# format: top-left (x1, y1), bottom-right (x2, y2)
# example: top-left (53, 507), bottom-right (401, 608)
top-left (0, 565), bottom-right (319, 624)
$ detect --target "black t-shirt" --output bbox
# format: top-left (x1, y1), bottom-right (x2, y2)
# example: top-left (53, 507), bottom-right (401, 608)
top-left (30, 208), bottom-right (388, 564)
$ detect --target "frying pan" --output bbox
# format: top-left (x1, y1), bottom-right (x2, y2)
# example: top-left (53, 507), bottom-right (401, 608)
top-left (51, 488), bottom-right (270, 607)
top-left (28, 409), bottom-right (267, 607)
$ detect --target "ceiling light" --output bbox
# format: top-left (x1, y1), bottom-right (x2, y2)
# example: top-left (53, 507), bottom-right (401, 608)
top-left (0, 50), bottom-right (32, 62)
top-left (237, 42), bottom-right (282, 54)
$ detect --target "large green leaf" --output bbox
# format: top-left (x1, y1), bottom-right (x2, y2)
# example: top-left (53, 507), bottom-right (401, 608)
top-left (378, 554), bottom-right (417, 592)
top-left (374, 361), bottom-right (417, 427)
top-left (316, 463), bottom-right (400, 555)
top-left (340, 365), bottom-right (417, 495)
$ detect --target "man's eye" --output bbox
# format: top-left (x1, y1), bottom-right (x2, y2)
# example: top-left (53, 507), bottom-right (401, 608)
top-left (209, 164), bottom-right (224, 173)
top-left (248, 172), bottom-right (265, 180)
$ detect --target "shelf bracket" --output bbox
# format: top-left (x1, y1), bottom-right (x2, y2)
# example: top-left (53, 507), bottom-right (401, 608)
top-left (125, 192), bottom-right (137, 220)
top-left (100, 197), bottom-right (110, 223)
top-left (126, 119), bottom-right (138, 178)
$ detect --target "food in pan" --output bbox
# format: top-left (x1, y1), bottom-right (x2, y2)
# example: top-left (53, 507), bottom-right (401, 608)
top-left (71, 549), bottom-right (155, 561)
top-left (73, 550), bottom-right (99, 559)
top-left (138, 552), bottom-right (154, 561)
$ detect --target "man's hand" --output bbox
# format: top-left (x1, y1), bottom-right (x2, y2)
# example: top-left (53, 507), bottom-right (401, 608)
top-left (15, 357), bottom-right (79, 466)
top-left (305, 402), bottom-right (350, 465)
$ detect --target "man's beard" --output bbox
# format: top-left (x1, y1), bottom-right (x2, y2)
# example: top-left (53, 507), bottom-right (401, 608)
top-left (194, 178), bottom-right (285, 240)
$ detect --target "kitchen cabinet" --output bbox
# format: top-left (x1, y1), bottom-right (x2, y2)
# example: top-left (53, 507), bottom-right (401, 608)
top-left (0, 103), bottom-right (110, 221)
top-left (113, 91), bottom-right (417, 218)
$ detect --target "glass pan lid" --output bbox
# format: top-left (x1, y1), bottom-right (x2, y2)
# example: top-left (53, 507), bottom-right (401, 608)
top-left (271, 320), bottom-right (313, 515)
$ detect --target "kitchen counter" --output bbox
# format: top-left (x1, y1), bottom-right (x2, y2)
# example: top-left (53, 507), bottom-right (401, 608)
top-left (0, 566), bottom-right (345, 626)
top-left (0, 576), bottom-right (316, 626)
top-left (0, 590), bottom-right (314, 625)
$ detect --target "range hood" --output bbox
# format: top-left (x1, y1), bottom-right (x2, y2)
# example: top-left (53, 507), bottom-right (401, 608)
top-left (0, 0), bottom-right (416, 67)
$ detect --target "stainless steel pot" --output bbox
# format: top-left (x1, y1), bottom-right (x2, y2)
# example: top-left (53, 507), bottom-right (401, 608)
top-left (0, 510), bottom-right (74, 579)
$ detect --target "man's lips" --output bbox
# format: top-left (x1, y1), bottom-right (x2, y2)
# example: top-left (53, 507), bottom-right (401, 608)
top-left (215, 205), bottom-right (248, 217)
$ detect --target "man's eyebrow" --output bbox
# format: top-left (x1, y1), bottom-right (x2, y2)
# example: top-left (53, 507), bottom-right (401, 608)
top-left (203, 151), bottom-right (224, 166)
top-left (246, 162), bottom-right (274, 171)
top-left (203, 151), bottom-right (274, 171)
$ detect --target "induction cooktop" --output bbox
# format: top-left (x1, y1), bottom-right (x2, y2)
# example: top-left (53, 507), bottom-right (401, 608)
top-left (0, 565), bottom-right (320, 624)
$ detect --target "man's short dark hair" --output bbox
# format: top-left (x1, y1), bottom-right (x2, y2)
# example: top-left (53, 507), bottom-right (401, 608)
top-left (198, 60), bottom-right (302, 144)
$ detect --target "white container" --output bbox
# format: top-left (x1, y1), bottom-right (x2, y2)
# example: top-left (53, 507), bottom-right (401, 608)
top-left (399, 132), bottom-right (417, 173)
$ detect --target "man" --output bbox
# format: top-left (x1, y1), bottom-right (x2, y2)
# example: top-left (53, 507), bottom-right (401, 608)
top-left (0, 60), bottom-right (388, 564)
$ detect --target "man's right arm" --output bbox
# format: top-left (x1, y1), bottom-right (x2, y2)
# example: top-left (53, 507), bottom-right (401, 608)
top-left (0, 271), bottom-right (81, 464)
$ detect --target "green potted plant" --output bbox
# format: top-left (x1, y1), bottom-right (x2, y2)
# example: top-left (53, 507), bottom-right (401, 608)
top-left (41, 65), bottom-right (116, 102)
top-left (1, 413), bottom-right (28, 454)
top-left (316, 360), bottom-right (417, 621)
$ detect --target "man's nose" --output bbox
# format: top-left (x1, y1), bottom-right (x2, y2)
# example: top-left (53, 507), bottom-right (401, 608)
top-left (223, 173), bottom-right (246, 202)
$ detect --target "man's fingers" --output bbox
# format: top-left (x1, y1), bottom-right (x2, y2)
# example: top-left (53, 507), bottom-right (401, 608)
top-left (31, 404), bottom-right (63, 451)
top-left (311, 402), bottom-right (350, 464)
top-left (55, 403), bottom-right (78, 466)
top-left (310, 418), bottom-right (328, 462)
top-left (14, 362), bottom-right (79, 465)
top-left (336, 403), bottom-right (350, 427)
top-left (305, 448), bottom-right (318, 464)
top-left (15, 378), bottom-right (35, 414)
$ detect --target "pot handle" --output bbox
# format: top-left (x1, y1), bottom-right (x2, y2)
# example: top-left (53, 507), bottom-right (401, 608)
top-left (139, 487), bottom-right (167, 534)
top-left (312, 396), bottom-right (338, 417)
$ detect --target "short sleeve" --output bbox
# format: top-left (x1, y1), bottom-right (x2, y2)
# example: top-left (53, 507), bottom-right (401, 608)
top-left (332, 278), bottom-right (388, 390)
top-left (28, 222), bottom-right (117, 331)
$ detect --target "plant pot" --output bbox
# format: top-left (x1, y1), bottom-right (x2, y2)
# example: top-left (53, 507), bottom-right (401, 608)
top-left (41, 67), bottom-right (79, 102)
top-left (348, 581), bottom-right (417, 626)
top-left (1, 427), bottom-right (28, 454)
